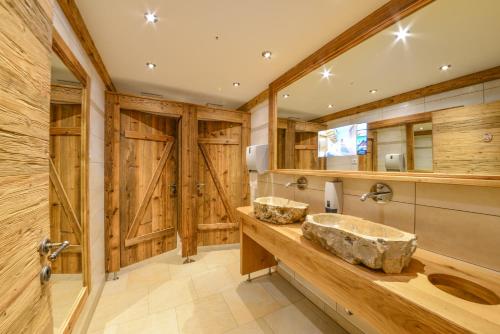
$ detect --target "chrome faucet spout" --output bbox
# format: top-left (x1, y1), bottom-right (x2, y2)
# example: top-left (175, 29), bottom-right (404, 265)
top-left (359, 183), bottom-right (393, 203)
top-left (285, 182), bottom-right (297, 188)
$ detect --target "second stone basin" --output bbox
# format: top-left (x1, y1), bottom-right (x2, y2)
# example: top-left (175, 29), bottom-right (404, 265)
top-left (302, 213), bottom-right (417, 274)
top-left (253, 196), bottom-right (309, 225)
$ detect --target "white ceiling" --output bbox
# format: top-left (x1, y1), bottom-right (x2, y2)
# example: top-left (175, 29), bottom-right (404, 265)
top-left (75, 0), bottom-right (388, 108)
top-left (51, 52), bottom-right (81, 86)
top-left (278, 0), bottom-right (500, 120)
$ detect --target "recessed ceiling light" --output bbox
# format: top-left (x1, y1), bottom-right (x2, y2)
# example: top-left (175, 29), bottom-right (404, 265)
top-left (233, 82), bottom-right (240, 87)
top-left (419, 127), bottom-right (424, 130)
top-left (395, 26), bottom-right (410, 41)
top-left (283, 94), bottom-right (290, 99)
top-left (261, 50), bottom-right (272, 60)
top-left (328, 104), bottom-right (334, 109)
top-left (146, 62), bottom-right (157, 69)
top-left (321, 68), bottom-right (332, 79)
top-left (144, 12), bottom-right (158, 24)
top-left (369, 89), bottom-right (378, 94)
top-left (439, 64), bottom-right (452, 71)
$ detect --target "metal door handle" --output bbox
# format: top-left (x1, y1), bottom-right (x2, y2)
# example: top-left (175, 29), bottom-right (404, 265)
top-left (48, 241), bottom-right (70, 262)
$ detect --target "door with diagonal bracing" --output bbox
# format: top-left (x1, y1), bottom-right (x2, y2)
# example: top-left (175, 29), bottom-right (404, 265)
top-left (119, 110), bottom-right (178, 267)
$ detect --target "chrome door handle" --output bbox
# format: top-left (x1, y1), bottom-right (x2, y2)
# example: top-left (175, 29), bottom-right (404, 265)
top-left (48, 241), bottom-right (70, 262)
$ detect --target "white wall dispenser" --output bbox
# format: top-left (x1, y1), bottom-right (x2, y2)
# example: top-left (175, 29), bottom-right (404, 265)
top-left (324, 181), bottom-right (343, 213)
top-left (385, 153), bottom-right (406, 172)
top-left (246, 144), bottom-right (268, 174)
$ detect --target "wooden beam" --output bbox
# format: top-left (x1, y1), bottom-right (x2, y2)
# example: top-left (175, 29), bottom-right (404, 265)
top-left (406, 124), bottom-right (415, 171)
top-left (198, 143), bottom-right (238, 225)
top-left (277, 118), bottom-right (327, 132)
top-left (50, 127), bottom-right (81, 136)
top-left (124, 228), bottom-right (175, 247)
top-left (180, 105), bottom-right (198, 257)
top-left (414, 130), bottom-right (432, 136)
top-left (284, 120), bottom-right (296, 169)
top-left (198, 137), bottom-right (239, 145)
top-left (52, 28), bottom-right (88, 86)
top-left (51, 84), bottom-right (82, 104)
top-left (237, 89), bottom-right (269, 112)
top-left (125, 141), bottom-right (174, 240)
top-left (368, 112), bottom-right (432, 130)
top-left (56, 0), bottom-right (115, 91)
top-left (241, 112), bottom-right (251, 205)
top-left (295, 144), bottom-right (318, 150)
top-left (49, 158), bottom-right (82, 243)
top-left (314, 66), bottom-right (500, 123)
top-left (196, 106), bottom-right (246, 123)
top-left (115, 93), bottom-right (183, 118)
top-left (124, 130), bottom-right (175, 142)
top-left (197, 223), bottom-right (239, 231)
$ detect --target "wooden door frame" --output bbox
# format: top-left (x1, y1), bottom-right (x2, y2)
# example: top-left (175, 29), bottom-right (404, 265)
top-left (51, 28), bottom-right (91, 333)
top-left (105, 93), bottom-right (251, 269)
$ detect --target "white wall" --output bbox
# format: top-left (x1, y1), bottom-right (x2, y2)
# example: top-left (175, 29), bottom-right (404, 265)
top-left (250, 101), bottom-right (269, 146)
top-left (52, 2), bottom-right (106, 332)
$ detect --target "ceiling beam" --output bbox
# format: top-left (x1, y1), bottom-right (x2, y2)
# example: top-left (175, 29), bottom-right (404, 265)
top-left (57, 0), bottom-right (116, 91)
top-left (237, 89), bottom-right (269, 112)
top-left (312, 65), bottom-right (500, 123)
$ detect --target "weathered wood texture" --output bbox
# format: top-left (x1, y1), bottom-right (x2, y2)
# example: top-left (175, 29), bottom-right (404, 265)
top-left (49, 103), bottom-right (82, 273)
top-left (433, 101), bottom-right (500, 175)
top-left (51, 84), bottom-right (82, 104)
top-left (197, 121), bottom-right (243, 246)
top-left (0, 0), bottom-right (53, 332)
top-left (119, 110), bottom-right (178, 267)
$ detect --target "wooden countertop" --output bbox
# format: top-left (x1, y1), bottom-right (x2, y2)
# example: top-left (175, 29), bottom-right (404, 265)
top-left (237, 206), bottom-right (500, 334)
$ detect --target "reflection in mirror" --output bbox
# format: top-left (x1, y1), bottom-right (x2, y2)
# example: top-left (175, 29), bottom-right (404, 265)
top-left (50, 51), bottom-right (84, 332)
top-left (277, 0), bottom-right (500, 174)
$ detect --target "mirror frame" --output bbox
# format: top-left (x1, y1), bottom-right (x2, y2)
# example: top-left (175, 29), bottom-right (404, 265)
top-left (52, 27), bottom-right (91, 332)
top-left (267, 0), bottom-right (500, 186)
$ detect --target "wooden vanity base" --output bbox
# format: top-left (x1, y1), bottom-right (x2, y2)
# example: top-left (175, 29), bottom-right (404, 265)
top-left (238, 206), bottom-right (500, 334)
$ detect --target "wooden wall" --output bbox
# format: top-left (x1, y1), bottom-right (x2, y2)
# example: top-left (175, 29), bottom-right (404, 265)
top-left (0, 0), bottom-right (53, 332)
top-left (433, 101), bottom-right (500, 174)
top-left (105, 92), bottom-right (250, 271)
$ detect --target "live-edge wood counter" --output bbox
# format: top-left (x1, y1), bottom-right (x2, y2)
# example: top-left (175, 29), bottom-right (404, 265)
top-left (237, 206), bottom-right (500, 334)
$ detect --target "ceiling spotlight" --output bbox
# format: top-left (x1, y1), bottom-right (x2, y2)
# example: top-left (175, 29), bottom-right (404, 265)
top-left (369, 89), bottom-right (378, 94)
top-left (321, 68), bottom-right (332, 79)
top-left (283, 94), bottom-right (290, 99)
top-left (328, 104), bottom-right (334, 109)
top-left (233, 82), bottom-right (240, 87)
top-left (395, 26), bottom-right (410, 41)
top-left (146, 62), bottom-right (157, 69)
top-left (439, 64), bottom-right (452, 71)
top-left (144, 12), bottom-right (158, 24)
top-left (262, 50), bottom-right (272, 60)
top-left (419, 127), bottom-right (424, 130)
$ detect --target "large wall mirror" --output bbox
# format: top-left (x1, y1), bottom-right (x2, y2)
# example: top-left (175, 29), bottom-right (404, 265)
top-left (274, 0), bottom-right (500, 175)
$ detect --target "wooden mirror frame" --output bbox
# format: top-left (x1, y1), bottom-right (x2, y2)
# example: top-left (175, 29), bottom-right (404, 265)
top-left (267, 0), bottom-right (500, 187)
top-left (52, 27), bottom-right (91, 333)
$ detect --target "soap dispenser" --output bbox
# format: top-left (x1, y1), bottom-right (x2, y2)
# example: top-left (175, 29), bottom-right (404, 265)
top-left (324, 181), bottom-right (343, 213)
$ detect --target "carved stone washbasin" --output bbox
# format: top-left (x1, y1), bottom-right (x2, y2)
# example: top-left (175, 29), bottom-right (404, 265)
top-left (302, 213), bottom-right (417, 274)
top-left (253, 197), bottom-right (308, 225)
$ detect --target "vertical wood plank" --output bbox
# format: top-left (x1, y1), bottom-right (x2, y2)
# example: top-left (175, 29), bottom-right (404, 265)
top-left (284, 120), bottom-right (296, 169)
top-left (241, 112), bottom-right (251, 205)
top-left (406, 124), bottom-right (415, 171)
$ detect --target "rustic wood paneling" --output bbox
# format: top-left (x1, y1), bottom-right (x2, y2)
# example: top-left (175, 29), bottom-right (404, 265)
top-left (197, 121), bottom-right (243, 246)
top-left (51, 84), bottom-right (82, 104)
top-left (433, 101), bottom-right (500, 175)
top-left (119, 110), bottom-right (178, 267)
top-left (0, 0), bottom-right (53, 332)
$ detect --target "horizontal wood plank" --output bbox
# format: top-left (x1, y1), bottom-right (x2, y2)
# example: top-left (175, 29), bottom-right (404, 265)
top-left (295, 144), bottom-right (318, 150)
top-left (124, 130), bottom-right (175, 142)
top-left (50, 127), bottom-right (81, 136)
top-left (197, 223), bottom-right (239, 231)
top-left (198, 137), bottom-right (239, 145)
top-left (124, 228), bottom-right (175, 247)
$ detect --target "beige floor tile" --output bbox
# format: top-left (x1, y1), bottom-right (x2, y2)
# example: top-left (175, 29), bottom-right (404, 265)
top-left (192, 266), bottom-right (236, 297)
top-left (224, 319), bottom-right (274, 334)
top-left (200, 249), bottom-right (239, 268)
top-left (264, 299), bottom-right (347, 334)
top-left (175, 294), bottom-right (238, 334)
top-left (149, 277), bottom-right (198, 312)
top-left (51, 275), bottom-right (83, 331)
top-left (126, 262), bottom-right (171, 288)
top-left (257, 274), bottom-right (304, 306)
top-left (169, 259), bottom-right (210, 279)
top-left (222, 280), bottom-right (282, 325)
top-left (113, 308), bottom-right (179, 334)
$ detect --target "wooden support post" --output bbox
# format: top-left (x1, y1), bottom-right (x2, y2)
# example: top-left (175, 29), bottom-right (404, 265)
top-left (406, 124), bottom-right (415, 171)
top-left (180, 105), bottom-right (198, 257)
top-left (284, 119), bottom-right (296, 169)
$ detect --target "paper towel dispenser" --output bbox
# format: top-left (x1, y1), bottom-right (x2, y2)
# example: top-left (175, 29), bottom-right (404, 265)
top-left (246, 144), bottom-right (268, 174)
top-left (385, 153), bottom-right (406, 172)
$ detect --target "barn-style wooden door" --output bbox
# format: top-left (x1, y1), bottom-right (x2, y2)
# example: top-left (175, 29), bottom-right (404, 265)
top-left (197, 120), bottom-right (243, 245)
top-left (119, 109), bottom-right (178, 267)
top-left (49, 85), bottom-right (83, 274)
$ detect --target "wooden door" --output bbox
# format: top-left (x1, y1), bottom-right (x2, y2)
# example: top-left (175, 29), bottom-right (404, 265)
top-left (119, 110), bottom-right (178, 267)
top-left (197, 121), bottom-right (242, 245)
top-left (49, 88), bottom-right (83, 273)
top-left (0, 0), bottom-right (53, 332)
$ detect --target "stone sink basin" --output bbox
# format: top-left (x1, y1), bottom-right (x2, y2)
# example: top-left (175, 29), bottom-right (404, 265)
top-left (302, 213), bottom-right (417, 274)
top-left (253, 196), bottom-right (309, 225)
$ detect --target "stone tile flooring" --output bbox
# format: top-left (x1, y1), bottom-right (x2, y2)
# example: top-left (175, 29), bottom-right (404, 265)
top-left (87, 245), bottom-right (348, 334)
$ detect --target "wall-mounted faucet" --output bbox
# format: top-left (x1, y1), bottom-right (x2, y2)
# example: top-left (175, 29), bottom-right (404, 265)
top-left (285, 176), bottom-right (308, 190)
top-left (360, 183), bottom-right (393, 203)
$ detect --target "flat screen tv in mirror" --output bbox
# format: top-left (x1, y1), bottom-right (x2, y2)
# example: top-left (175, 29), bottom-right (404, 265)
top-left (276, 0), bottom-right (500, 174)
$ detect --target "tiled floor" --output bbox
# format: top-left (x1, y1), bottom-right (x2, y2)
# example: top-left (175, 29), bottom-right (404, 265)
top-left (51, 274), bottom-right (83, 333)
top-left (87, 245), bottom-right (348, 334)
